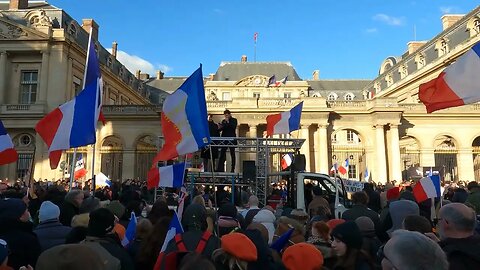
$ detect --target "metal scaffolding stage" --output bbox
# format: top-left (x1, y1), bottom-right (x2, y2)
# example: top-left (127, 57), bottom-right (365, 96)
top-left (181, 137), bottom-right (305, 205)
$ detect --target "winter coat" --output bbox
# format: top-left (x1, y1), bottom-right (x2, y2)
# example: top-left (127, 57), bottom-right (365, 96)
top-left (0, 218), bottom-right (41, 270)
top-left (33, 219), bottom-right (72, 251)
top-left (440, 235), bottom-right (480, 270)
top-left (165, 230), bottom-right (220, 258)
top-left (342, 205), bottom-right (381, 232)
top-left (83, 235), bottom-right (134, 270)
top-left (466, 189), bottom-right (480, 214)
top-left (59, 201), bottom-right (79, 227)
top-left (253, 209), bottom-right (276, 244)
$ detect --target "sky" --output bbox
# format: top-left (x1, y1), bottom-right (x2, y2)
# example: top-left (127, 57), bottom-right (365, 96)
top-left (49, 0), bottom-right (479, 80)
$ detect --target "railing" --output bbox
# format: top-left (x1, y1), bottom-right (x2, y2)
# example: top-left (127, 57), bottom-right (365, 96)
top-left (101, 105), bottom-right (160, 114)
top-left (0, 104), bottom-right (46, 114)
top-left (327, 100), bottom-right (367, 108)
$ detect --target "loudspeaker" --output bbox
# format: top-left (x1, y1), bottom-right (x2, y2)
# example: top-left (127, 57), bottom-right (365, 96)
top-left (243, 160), bottom-right (256, 181)
top-left (293, 154), bottom-right (306, 171)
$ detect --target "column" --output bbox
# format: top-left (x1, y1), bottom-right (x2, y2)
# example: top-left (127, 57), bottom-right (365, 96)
top-left (39, 50), bottom-right (50, 104)
top-left (389, 124), bottom-right (402, 181)
top-left (122, 150), bottom-right (135, 179)
top-left (375, 125), bottom-right (387, 183)
top-left (316, 124), bottom-right (329, 174)
top-left (249, 124), bottom-right (258, 163)
top-left (300, 124), bottom-right (310, 172)
top-left (457, 148), bottom-right (475, 181)
top-left (0, 52), bottom-right (7, 104)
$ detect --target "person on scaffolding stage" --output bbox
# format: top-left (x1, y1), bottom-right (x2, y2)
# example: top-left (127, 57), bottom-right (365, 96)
top-left (201, 113), bottom-right (220, 171)
top-left (216, 109), bottom-right (237, 173)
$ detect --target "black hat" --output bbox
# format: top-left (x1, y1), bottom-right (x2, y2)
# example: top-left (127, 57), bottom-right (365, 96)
top-left (218, 202), bottom-right (238, 218)
top-left (0, 198), bottom-right (27, 220)
top-left (331, 221), bottom-right (363, 249)
top-left (88, 208), bottom-right (115, 237)
top-left (312, 186), bottom-right (323, 196)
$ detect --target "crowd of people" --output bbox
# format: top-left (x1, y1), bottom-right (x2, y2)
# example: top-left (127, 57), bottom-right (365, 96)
top-left (0, 178), bottom-right (479, 270)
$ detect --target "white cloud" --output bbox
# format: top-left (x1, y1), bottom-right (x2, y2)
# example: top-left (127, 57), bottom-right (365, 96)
top-left (108, 49), bottom-right (172, 75)
top-left (440, 6), bottom-right (460, 14)
top-left (373, 14), bottom-right (405, 26)
top-left (365, 28), bottom-right (378, 33)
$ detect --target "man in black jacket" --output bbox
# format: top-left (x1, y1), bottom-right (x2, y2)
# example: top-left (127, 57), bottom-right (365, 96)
top-left (438, 203), bottom-right (480, 270)
top-left (216, 109), bottom-right (238, 173)
top-left (201, 114), bottom-right (220, 172)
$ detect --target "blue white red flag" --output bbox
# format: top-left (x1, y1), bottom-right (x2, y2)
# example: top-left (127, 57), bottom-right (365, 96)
top-left (160, 211), bottom-right (184, 252)
top-left (364, 167), bottom-right (370, 182)
top-left (147, 162), bottom-right (185, 189)
top-left (121, 212), bottom-right (137, 247)
top-left (0, 120), bottom-right (17, 165)
top-left (150, 66), bottom-right (209, 164)
top-left (413, 175), bottom-right (441, 203)
top-left (266, 102), bottom-right (303, 136)
top-left (74, 153), bottom-right (87, 179)
top-left (267, 75), bottom-right (276, 87)
top-left (281, 153), bottom-right (293, 170)
top-left (35, 31), bottom-right (102, 169)
top-left (275, 76), bottom-right (288, 87)
top-left (419, 41), bottom-right (480, 113)
top-left (177, 186), bottom-right (188, 221)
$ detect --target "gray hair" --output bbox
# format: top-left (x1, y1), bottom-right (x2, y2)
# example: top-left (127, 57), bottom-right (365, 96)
top-left (441, 203), bottom-right (477, 233)
top-left (248, 195), bottom-right (259, 207)
top-left (65, 189), bottom-right (83, 204)
top-left (387, 230), bottom-right (448, 270)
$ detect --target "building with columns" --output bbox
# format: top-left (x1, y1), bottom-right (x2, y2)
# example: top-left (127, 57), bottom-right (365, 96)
top-left (2, 0), bottom-right (480, 184)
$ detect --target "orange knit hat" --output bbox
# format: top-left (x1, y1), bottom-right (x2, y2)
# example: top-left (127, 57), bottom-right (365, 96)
top-left (282, 243), bottom-right (324, 270)
top-left (326, 218), bottom-right (345, 231)
top-left (221, 232), bottom-right (258, 262)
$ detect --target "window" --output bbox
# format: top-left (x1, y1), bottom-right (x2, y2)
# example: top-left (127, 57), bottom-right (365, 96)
top-left (20, 71), bottom-right (38, 104)
top-left (16, 153), bottom-right (33, 180)
top-left (345, 93), bottom-right (354, 101)
top-left (19, 134), bottom-right (31, 146)
top-left (347, 130), bottom-right (355, 143)
top-left (253, 92), bottom-right (261, 98)
top-left (331, 133), bottom-right (337, 143)
top-left (68, 23), bottom-right (77, 37)
top-left (327, 93), bottom-right (337, 101)
top-left (348, 164), bottom-right (356, 179)
top-left (107, 56), bottom-right (113, 68)
top-left (73, 76), bottom-right (82, 95)
top-left (222, 92), bottom-right (231, 100)
top-left (284, 92), bottom-right (292, 99)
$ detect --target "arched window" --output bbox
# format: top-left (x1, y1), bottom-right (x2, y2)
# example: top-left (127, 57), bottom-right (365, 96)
top-left (68, 23), bottom-right (77, 37)
top-left (344, 93), bottom-right (354, 101)
top-left (327, 92), bottom-right (338, 101)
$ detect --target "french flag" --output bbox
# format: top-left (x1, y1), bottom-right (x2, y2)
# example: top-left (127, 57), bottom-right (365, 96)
top-left (266, 102), bottom-right (303, 136)
top-left (121, 212), bottom-right (137, 247)
top-left (0, 120), bottom-right (17, 165)
top-left (74, 154), bottom-right (87, 179)
top-left (150, 66), bottom-right (210, 165)
top-left (419, 41), bottom-right (480, 113)
top-left (281, 153), bottom-right (293, 170)
top-left (338, 158), bottom-right (348, 175)
top-left (267, 75), bottom-right (276, 87)
top-left (147, 162), bottom-right (185, 189)
top-left (160, 211), bottom-right (184, 252)
top-left (35, 31), bottom-right (102, 169)
top-left (275, 76), bottom-right (288, 87)
top-left (413, 175), bottom-right (441, 203)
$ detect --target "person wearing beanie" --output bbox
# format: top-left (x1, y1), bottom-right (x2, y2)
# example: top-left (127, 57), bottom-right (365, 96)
top-left (387, 200), bottom-right (419, 235)
top-left (33, 201), bottom-right (72, 252)
top-left (252, 209), bottom-right (276, 244)
top-left (283, 243), bottom-right (324, 270)
top-left (82, 208), bottom-right (134, 270)
top-left (355, 217), bottom-right (382, 267)
top-left (217, 202), bottom-right (240, 237)
top-left (331, 221), bottom-right (374, 270)
top-left (35, 244), bottom-right (107, 270)
top-left (212, 232), bottom-right (258, 270)
top-left (326, 218), bottom-right (345, 232)
top-left (0, 198), bottom-right (41, 270)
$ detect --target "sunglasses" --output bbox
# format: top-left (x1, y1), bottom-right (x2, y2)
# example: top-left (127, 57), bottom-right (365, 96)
top-left (377, 245), bottom-right (398, 270)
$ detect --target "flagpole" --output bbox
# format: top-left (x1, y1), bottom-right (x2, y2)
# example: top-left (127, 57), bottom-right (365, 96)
top-left (334, 160), bottom-right (340, 219)
top-left (254, 32), bottom-right (257, 63)
top-left (69, 149), bottom-right (77, 190)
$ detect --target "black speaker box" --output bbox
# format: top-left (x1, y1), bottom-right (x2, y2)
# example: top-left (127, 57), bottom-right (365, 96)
top-left (243, 160), bottom-right (256, 181)
top-left (293, 154), bottom-right (306, 171)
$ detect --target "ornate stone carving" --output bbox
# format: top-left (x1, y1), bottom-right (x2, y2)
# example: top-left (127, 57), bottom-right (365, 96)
top-left (25, 10), bottom-right (52, 28)
top-left (235, 75), bottom-right (270, 87)
top-left (207, 91), bottom-right (218, 101)
top-left (0, 21), bottom-right (28, 39)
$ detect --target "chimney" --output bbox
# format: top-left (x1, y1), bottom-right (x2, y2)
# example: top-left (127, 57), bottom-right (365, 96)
top-left (441, 14), bottom-right (464, 30)
top-left (9, 0), bottom-right (28, 10)
top-left (407, 41), bottom-right (427, 54)
top-left (312, 70), bottom-right (320, 80)
top-left (241, 55), bottom-right (247, 63)
top-left (140, 73), bottom-right (150, 81)
top-left (135, 70), bottom-right (141, 79)
top-left (209, 73), bottom-right (215, 81)
top-left (82, 19), bottom-right (99, 41)
top-left (111, 41), bottom-right (118, 58)
top-left (156, 70), bottom-right (164, 80)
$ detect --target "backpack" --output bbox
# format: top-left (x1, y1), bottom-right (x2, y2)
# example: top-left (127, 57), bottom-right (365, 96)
top-left (153, 231), bottom-right (213, 270)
